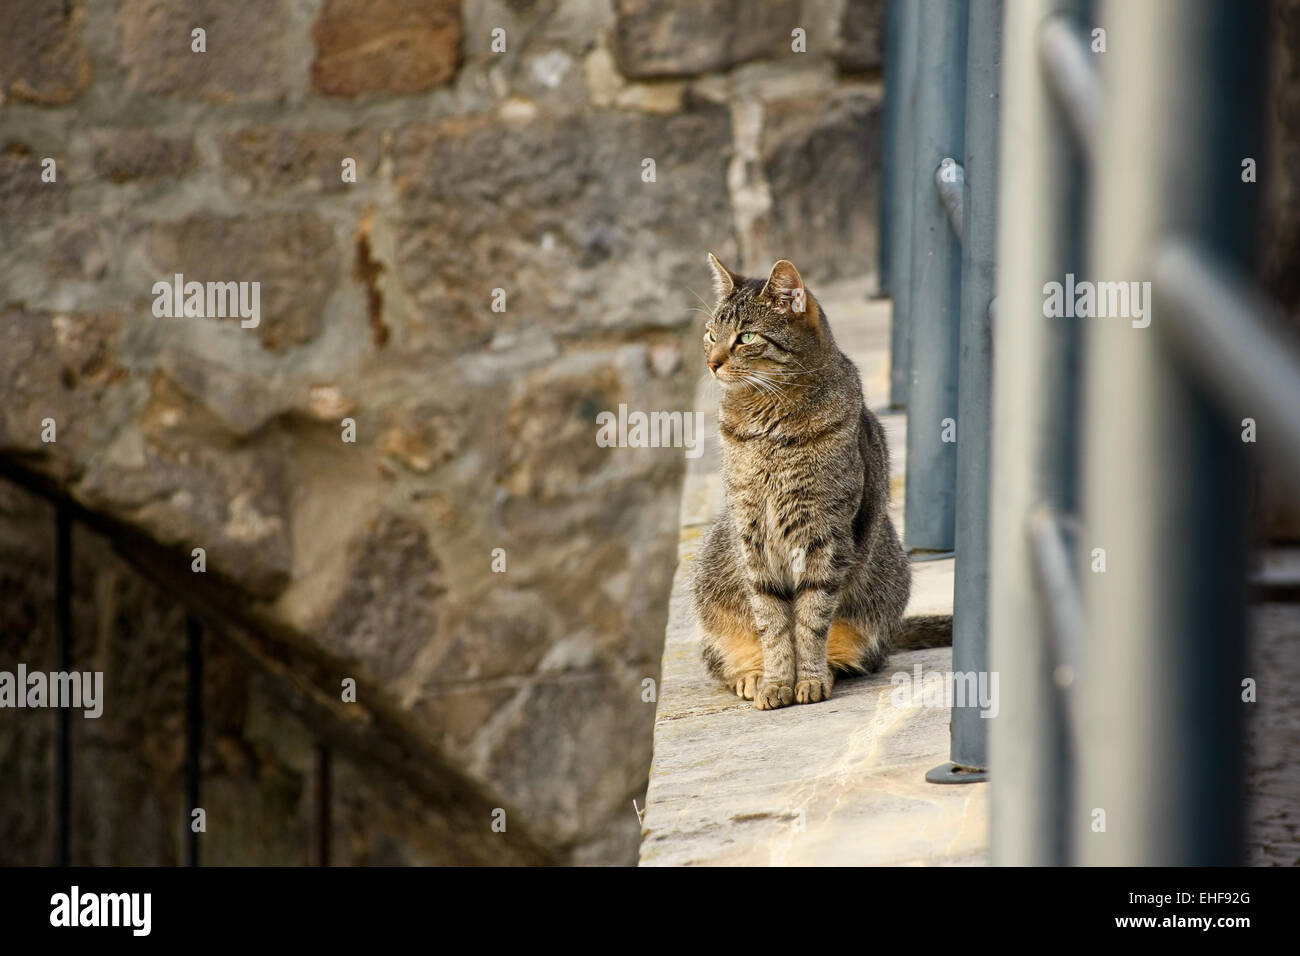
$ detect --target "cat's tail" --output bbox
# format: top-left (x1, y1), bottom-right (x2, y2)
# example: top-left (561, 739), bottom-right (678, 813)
top-left (891, 614), bottom-right (953, 649)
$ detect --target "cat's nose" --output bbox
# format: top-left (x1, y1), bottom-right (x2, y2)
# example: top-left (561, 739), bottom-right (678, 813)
top-left (708, 358), bottom-right (723, 373)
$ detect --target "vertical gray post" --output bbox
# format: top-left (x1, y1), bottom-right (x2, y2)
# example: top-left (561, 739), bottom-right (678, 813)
top-left (930, 0), bottom-right (1002, 783)
top-left (879, 0), bottom-right (901, 296)
top-left (902, 0), bottom-right (968, 553)
top-left (1074, 0), bottom-right (1264, 865)
top-left (986, 0), bottom-right (1087, 865)
top-left (887, 0), bottom-right (922, 408)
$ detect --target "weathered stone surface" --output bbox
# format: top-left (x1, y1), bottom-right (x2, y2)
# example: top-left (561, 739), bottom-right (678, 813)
top-left (375, 397), bottom-right (463, 474)
top-left (92, 130), bottom-right (197, 183)
top-left (0, 306), bottom-right (129, 464)
top-left (0, 0), bottom-right (92, 106)
top-left (135, 212), bottom-right (341, 351)
top-left (311, 0), bottom-right (462, 97)
top-left (0, 327), bottom-right (301, 604)
top-left (471, 667), bottom-right (655, 851)
top-left (838, 0), bottom-right (886, 73)
top-left (392, 104), bottom-right (734, 349)
top-left (319, 512), bottom-right (445, 686)
top-left (46, 218), bottom-right (109, 280)
top-left (422, 589), bottom-right (559, 685)
top-left (118, 0), bottom-right (293, 102)
top-left (1244, 601), bottom-right (1300, 865)
top-left (0, 143), bottom-right (68, 219)
top-left (151, 346), bottom-right (294, 438)
top-left (221, 127), bottom-right (381, 193)
top-left (76, 427), bottom-right (295, 600)
top-left (503, 364), bottom-right (624, 501)
top-left (761, 89), bottom-right (883, 280)
top-left (612, 0), bottom-right (803, 79)
top-left (495, 344), bottom-right (688, 525)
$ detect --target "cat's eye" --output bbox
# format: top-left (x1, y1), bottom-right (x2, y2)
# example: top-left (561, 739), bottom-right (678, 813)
top-left (705, 329), bottom-right (717, 342)
top-left (738, 332), bottom-right (758, 345)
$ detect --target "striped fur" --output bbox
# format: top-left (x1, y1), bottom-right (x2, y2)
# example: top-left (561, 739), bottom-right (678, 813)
top-left (692, 257), bottom-right (949, 710)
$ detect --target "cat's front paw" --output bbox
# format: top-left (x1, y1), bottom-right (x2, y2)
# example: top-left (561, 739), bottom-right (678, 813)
top-left (734, 673), bottom-right (761, 700)
top-left (755, 681), bottom-right (794, 710)
top-left (795, 675), bottom-right (833, 704)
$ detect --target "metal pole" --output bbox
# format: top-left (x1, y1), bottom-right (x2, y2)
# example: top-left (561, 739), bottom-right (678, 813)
top-left (879, 0), bottom-right (902, 296)
top-left (317, 744), bottom-right (332, 866)
top-left (54, 505), bottom-right (72, 867)
top-left (902, 0), bottom-right (968, 553)
top-left (1074, 0), bottom-right (1265, 865)
top-left (931, 0), bottom-right (1002, 784)
top-left (186, 613), bottom-right (203, 867)
top-left (888, 0), bottom-right (922, 408)
top-left (986, 0), bottom-right (1087, 865)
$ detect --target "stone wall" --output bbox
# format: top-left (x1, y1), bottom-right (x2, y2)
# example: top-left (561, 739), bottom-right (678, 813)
top-left (0, 0), bottom-right (885, 864)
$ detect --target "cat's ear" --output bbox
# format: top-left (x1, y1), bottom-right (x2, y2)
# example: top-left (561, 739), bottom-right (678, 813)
top-left (708, 252), bottom-right (741, 300)
top-left (760, 259), bottom-right (807, 315)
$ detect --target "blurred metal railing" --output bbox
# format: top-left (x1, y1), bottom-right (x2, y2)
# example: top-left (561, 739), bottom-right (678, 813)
top-left (7, 477), bottom-right (336, 866)
top-left (885, 0), bottom-right (1291, 863)
top-left (990, 0), bottom-right (1278, 865)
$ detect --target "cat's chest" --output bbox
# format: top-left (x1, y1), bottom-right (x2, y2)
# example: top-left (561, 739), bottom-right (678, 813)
top-left (724, 456), bottom-right (808, 538)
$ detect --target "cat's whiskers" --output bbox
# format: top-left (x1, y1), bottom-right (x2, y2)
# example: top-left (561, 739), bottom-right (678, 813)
top-left (760, 362), bottom-right (831, 377)
top-left (736, 371), bottom-right (780, 398)
top-left (748, 368), bottom-right (813, 392)
top-left (686, 286), bottom-right (718, 314)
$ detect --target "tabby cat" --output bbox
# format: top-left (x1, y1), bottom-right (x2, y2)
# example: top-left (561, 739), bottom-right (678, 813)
top-left (692, 255), bottom-right (951, 710)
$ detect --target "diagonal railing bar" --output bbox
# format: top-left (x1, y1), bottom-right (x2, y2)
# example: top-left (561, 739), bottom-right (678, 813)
top-left (1038, 15), bottom-right (1103, 162)
top-left (1153, 240), bottom-right (1300, 485)
top-left (1027, 506), bottom-right (1085, 730)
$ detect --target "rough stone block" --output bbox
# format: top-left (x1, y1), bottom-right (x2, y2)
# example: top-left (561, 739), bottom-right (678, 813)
top-left (838, 0), bottom-right (885, 73)
top-left (93, 130), bottom-right (197, 183)
top-left (391, 104), bottom-right (734, 349)
top-left (118, 0), bottom-right (294, 102)
top-left (220, 127), bottom-right (380, 193)
top-left (612, 0), bottom-right (803, 79)
top-left (0, 143), bottom-right (68, 220)
top-left (136, 212), bottom-right (341, 352)
top-left (761, 89), bottom-right (883, 280)
top-left (311, 0), bottom-right (461, 97)
top-left (0, 0), bottom-right (92, 106)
